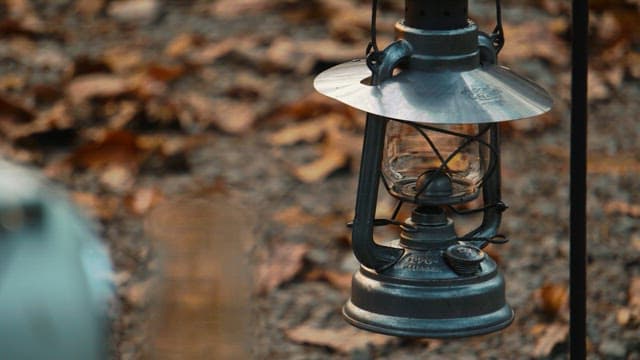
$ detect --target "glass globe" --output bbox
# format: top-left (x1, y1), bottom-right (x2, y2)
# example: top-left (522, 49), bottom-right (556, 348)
top-left (381, 121), bottom-right (490, 205)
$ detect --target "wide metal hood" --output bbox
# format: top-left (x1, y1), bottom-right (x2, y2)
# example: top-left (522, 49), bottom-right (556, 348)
top-left (314, 58), bottom-right (553, 125)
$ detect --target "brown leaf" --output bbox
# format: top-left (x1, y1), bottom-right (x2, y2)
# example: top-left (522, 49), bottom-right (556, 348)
top-left (292, 146), bottom-right (349, 183)
top-left (630, 276), bottom-right (640, 308)
top-left (588, 154), bottom-right (640, 175)
top-left (99, 164), bottom-right (135, 193)
top-left (531, 322), bottom-right (569, 358)
top-left (255, 242), bottom-right (308, 294)
top-left (164, 33), bottom-right (204, 58)
top-left (286, 325), bottom-right (395, 353)
top-left (66, 74), bottom-right (131, 104)
top-left (501, 110), bottom-right (562, 134)
top-left (266, 115), bottom-right (336, 146)
top-left (0, 93), bottom-right (34, 123)
top-left (187, 37), bottom-right (248, 66)
top-left (75, 0), bottom-right (105, 17)
top-left (224, 71), bottom-right (275, 100)
top-left (305, 269), bottom-right (352, 291)
top-left (178, 93), bottom-right (256, 134)
top-left (265, 37), bottom-right (364, 74)
top-left (102, 46), bottom-right (144, 74)
top-left (69, 130), bottom-right (143, 170)
top-left (604, 201), bottom-right (640, 218)
top-left (538, 283), bottom-right (568, 318)
top-left (71, 191), bottom-right (120, 220)
top-left (209, 0), bottom-right (275, 18)
top-left (272, 206), bottom-right (316, 227)
top-left (4, 0), bottom-right (45, 34)
top-left (146, 63), bottom-right (185, 82)
top-left (107, 0), bottom-right (159, 23)
top-left (1, 101), bottom-right (72, 140)
top-left (499, 21), bottom-right (569, 67)
top-left (588, 70), bottom-right (611, 101)
top-left (626, 51), bottom-right (640, 79)
top-left (125, 187), bottom-right (164, 216)
top-left (107, 100), bottom-right (139, 129)
top-left (0, 74), bottom-right (26, 92)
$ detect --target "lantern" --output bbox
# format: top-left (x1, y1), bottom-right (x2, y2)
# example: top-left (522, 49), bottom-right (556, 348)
top-left (314, 0), bottom-right (552, 338)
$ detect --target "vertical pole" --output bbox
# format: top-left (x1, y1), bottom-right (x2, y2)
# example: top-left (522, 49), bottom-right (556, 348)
top-left (570, 0), bottom-right (588, 358)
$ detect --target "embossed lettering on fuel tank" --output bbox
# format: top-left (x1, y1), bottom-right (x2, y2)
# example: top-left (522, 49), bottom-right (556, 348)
top-left (398, 253), bottom-right (440, 271)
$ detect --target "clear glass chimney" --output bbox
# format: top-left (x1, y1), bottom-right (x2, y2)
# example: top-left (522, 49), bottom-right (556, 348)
top-left (381, 121), bottom-right (490, 205)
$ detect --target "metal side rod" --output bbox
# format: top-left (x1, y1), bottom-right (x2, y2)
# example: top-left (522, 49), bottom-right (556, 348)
top-left (570, 0), bottom-right (588, 358)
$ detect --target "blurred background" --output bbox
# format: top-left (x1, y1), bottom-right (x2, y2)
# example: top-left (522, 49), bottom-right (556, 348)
top-left (0, 0), bottom-right (639, 358)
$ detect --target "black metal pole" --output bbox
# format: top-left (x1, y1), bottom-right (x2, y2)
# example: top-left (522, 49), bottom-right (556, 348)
top-left (570, 0), bottom-right (588, 358)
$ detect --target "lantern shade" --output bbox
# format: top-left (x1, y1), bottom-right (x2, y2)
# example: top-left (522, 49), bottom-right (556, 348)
top-left (314, 59), bottom-right (553, 125)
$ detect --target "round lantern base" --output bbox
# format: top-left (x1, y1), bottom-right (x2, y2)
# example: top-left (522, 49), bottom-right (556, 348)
top-left (343, 301), bottom-right (514, 339)
top-left (343, 252), bottom-right (514, 339)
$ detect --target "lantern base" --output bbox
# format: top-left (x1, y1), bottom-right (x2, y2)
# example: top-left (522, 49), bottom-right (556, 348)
top-left (344, 301), bottom-right (513, 339)
top-left (343, 248), bottom-right (514, 339)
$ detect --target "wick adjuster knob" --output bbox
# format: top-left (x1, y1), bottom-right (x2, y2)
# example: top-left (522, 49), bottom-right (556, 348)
top-left (444, 244), bottom-right (485, 276)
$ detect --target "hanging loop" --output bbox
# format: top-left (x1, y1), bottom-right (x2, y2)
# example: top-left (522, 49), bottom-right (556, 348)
top-left (490, 0), bottom-right (505, 54)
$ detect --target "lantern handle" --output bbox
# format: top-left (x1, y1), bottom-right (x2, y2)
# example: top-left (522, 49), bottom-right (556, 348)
top-left (490, 0), bottom-right (505, 54)
top-left (352, 41), bottom-right (412, 272)
top-left (367, 39), bottom-right (412, 85)
top-left (351, 114), bottom-right (404, 271)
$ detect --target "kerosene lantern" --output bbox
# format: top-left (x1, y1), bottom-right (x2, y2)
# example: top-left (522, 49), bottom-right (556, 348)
top-left (314, 0), bottom-right (552, 337)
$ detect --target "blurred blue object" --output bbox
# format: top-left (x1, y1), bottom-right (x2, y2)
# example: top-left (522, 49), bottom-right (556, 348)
top-left (0, 160), bottom-right (112, 360)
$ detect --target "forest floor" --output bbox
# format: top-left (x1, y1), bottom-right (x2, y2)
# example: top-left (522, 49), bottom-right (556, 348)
top-left (1, 0), bottom-right (640, 359)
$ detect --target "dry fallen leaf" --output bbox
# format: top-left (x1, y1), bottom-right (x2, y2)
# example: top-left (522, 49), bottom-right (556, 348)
top-left (177, 92), bottom-right (256, 134)
top-left (286, 324), bottom-right (395, 353)
top-left (499, 21), bottom-right (569, 67)
top-left (620, 276), bottom-right (640, 326)
top-left (538, 283), bottom-right (568, 318)
top-left (267, 92), bottom-right (358, 124)
top-left (292, 146), bottom-right (349, 183)
top-left (164, 33), bottom-right (204, 58)
top-left (69, 130), bottom-right (143, 170)
top-left (305, 269), bottom-right (352, 291)
top-left (604, 201), bottom-right (640, 218)
top-left (588, 154), bottom-right (640, 175)
top-left (66, 74), bottom-right (131, 104)
top-left (102, 46), bottom-right (144, 74)
top-left (0, 101), bottom-right (71, 140)
top-left (125, 187), bottom-right (164, 216)
top-left (0, 93), bottom-right (35, 123)
top-left (107, 0), bottom-right (159, 23)
top-left (75, 0), bottom-right (105, 17)
top-left (267, 115), bottom-right (335, 146)
top-left (255, 242), bottom-right (308, 295)
top-left (209, 0), bottom-right (276, 18)
top-left (272, 206), bottom-right (316, 227)
top-left (531, 322), bottom-right (569, 358)
top-left (99, 164), bottom-right (135, 193)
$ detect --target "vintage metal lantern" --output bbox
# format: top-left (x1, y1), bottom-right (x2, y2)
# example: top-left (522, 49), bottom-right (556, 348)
top-left (314, 0), bottom-right (553, 337)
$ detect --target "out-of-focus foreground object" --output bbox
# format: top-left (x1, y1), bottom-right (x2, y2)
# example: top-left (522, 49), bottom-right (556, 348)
top-left (145, 195), bottom-right (253, 359)
top-left (315, 0), bottom-right (552, 338)
top-left (0, 160), bottom-right (112, 360)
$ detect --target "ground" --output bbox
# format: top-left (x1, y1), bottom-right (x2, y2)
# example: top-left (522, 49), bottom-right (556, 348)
top-left (1, 0), bottom-right (640, 359)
